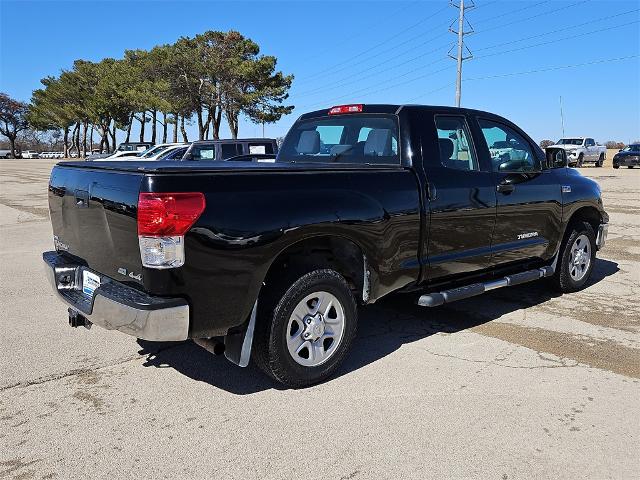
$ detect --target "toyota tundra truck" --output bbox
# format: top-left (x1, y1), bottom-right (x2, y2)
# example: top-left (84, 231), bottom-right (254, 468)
top-left (43, 104), bottom-right (609, 387)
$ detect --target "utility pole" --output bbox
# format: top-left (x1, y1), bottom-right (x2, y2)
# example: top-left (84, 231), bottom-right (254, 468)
top-left (559, 95), bottom-right (565, 137)
top-left (449, 0), bottom-right (474, 107)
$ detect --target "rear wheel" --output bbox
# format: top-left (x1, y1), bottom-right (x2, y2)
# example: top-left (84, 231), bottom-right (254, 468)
top-left (596, 153), bottom-right (604, 167)
top-left (628, 166), bottom-right (634, 169)
top-left (613, 165), bottom-right (620, 169)
top-left (551, 221), bottom-right (596, 293)
top-left (253, 269), bottom-right (358, 388)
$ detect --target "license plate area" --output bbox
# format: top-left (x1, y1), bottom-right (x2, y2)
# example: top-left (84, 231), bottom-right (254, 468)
top-left (82, 270), bottom-right (101, 297)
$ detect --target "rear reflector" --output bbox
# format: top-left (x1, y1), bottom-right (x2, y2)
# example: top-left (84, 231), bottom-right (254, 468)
top-left (328, 104), bottom-right (363, 115)
top-left (138, 192), bottom-right (205, 236)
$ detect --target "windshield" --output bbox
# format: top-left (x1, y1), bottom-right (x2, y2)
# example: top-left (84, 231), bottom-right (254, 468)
top-left (140, 145), bottom-right (170, 158)
top-left (278, 114), bottom-right (399, 164)
top-left (158, 146), bottom-right (188, 160)
top-left (556, 138), bottom-right (583, 145)
top-left (622, 144), bottom-right (640, 152)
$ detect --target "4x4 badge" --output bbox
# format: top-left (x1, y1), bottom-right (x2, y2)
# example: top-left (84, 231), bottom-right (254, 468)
top-left (562, 185), bottom-right (572, 193)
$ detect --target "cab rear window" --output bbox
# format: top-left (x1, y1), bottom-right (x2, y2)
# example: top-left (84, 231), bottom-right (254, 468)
top-left (278, 114), bottom-right (399, 165)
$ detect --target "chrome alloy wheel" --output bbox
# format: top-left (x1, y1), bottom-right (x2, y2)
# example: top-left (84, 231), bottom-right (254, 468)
top-left (286, 291), bottom-right (345, 367)
top-left (569, 234), bottom-right (591, 281)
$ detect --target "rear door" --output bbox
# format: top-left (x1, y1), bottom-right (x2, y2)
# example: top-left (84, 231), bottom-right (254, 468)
top-left (421, 113), bottom-right (497, 280)
top-left (474, 117), bottom-right (562, 265)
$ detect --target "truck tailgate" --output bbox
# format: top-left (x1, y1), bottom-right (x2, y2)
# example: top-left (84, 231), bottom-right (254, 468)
top-left (48, 165), bottom-right (144, 285)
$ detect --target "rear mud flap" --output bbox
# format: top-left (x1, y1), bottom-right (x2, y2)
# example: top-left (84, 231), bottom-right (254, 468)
top-left (224, 301), bottom-right (258, 368)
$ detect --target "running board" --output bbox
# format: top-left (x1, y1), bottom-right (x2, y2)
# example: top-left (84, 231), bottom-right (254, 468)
top-left (417, 266), bottom-right (555, 307)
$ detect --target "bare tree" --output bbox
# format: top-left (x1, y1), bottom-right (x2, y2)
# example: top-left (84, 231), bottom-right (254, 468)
top-left (0, 93), bottom-right (29, 157)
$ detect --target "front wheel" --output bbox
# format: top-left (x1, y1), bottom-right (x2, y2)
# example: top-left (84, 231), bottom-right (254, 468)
top-left (613, 165), bottom-right (620, 169)
top-left (628, 166), bottom-right (634, 169)
top-left (577, 154), bottom-right (584, 167)
top-left (253, 269), bottom-right (358, 388)
top-left (551, 221), bottom-right (596, 293)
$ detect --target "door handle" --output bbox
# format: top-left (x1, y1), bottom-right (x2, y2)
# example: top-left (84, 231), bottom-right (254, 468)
top-left (496, 183), bottom-right (515, 194)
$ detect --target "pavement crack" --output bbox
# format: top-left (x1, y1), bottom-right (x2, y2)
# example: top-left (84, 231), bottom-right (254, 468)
top-left (0, 343), bottom-right (183, 392)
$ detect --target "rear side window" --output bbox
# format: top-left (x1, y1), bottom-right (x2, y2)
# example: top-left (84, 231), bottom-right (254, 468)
top-left (478, 119), bottom-right (537, 172)
top-left (248, 143), bottom-right (274, 155)
top-left (278, 114), bottom-right (399, 165)
top-left (220, 143), bottom-right (241, 159)
top-left (435, 116), bottom-right (479, 171)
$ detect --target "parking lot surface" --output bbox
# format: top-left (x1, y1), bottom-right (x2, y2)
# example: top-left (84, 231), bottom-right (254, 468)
top-left (1, 159), bottom-right (639, 479)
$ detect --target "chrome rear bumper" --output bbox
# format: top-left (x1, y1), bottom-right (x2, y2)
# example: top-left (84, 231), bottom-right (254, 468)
top-left (43, 251), bottom-right (189, 341)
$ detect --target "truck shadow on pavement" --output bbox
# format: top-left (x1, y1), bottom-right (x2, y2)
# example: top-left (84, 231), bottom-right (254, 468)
top-left (136, 258), bottom-right (619, 394)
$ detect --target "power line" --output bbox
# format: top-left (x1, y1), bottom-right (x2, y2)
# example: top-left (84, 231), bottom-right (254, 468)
top-left (474, 0), bottom-right (591, 35)
top-left (474, 20), bottom-right (640, 61)
top-left (297, 1), bottom-right (421, 65)
top-left (474, 7), bottom-right (640, 52)
top-left (464, 54), bottom-right (639, 81)
top-left (473, 0), bottom-right (551, 25)
top-left (294, 4), bottom-right (450, 85)
top-left (293, 40), bottom-right (453, 99)
top-left (296, 64), bottom-right (456, 111)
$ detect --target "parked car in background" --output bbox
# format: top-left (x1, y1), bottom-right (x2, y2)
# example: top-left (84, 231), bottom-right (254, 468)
top-left (43, 104), bottom-right (608, 387)
top-left (183, 138), bottom-right (278, 161)
top-left (549, 137), bottom-right (606, 167)
top-left (613, 144), bottom-right (640, 169)
top-left (117, 141), bottom-right (154, 152)
top-left (20, 151), bottom-right (40, 159)
top-left (156, 145), bottom-right (189, 161)
top-left (93, 143), bottom-right (188, 161)
top-left (0, 149), bottom-right (12, 158)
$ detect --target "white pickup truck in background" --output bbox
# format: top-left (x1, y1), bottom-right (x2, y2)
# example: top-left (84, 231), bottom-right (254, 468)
top-left (550, 137), bottom-right (606, 167)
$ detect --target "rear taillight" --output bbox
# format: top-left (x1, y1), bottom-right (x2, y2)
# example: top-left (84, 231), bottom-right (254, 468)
top-left (137, 192), bottom-right (205, 269)
top-left (328, 104), bottom-right (363, 115)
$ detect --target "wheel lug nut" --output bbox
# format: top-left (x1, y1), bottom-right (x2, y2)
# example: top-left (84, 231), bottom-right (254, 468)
top-left (306, 318), bottom-right (312, 324)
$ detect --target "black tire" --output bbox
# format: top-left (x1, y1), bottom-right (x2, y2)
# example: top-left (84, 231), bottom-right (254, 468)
top-left (577, 154), bottom-right (584, 167)
top-left (551, 221), bottom-right (596, 293)
top-left (596, 153), bottom-right (604, 167)
top-left (252, 269), bottom-right (358, 388)
top-left (628, 166), bottom-right (634, 169)
top-left (613, 165), bottom-right (619, 169)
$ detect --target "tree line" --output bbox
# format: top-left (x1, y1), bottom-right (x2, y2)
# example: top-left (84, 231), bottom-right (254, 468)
top-left (0, 30), bottom-right (293, 157)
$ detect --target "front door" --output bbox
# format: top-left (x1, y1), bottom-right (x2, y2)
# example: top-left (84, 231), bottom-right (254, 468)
top-left (422, 114), bottom-right (497, 280)
top-left (475, 117), bottom-right (563, 265)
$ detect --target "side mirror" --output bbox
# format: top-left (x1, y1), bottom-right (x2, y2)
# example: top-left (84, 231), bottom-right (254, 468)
top-left (619, 149), bottom-right (623, 152)
top-left (545, 147), bottom-right (567, 168)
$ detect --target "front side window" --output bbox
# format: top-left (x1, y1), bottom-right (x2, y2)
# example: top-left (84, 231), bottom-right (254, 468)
top-left (479, 119), bottom-right (537, 172)
top-left (435, 116), bottom-right (479, 171)
top-left (278, 114), bottom-right (399, 165)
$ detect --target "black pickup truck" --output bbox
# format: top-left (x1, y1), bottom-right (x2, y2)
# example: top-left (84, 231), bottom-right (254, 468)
top-left (44, 104), bottom-right (608, 387)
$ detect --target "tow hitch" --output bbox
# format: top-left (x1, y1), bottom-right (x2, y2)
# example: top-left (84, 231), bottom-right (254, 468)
top-left (68, 308), bottom-right (91, 329)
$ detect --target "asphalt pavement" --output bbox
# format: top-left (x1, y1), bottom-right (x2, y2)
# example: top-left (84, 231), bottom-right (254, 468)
top-left (1, 159), bottom-right (638, 479)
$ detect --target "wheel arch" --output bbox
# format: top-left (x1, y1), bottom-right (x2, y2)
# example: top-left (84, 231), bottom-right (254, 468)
top-left (262, 234), bottom-right (371, 305)
top-left (561, 205), bottom-right (602, 247)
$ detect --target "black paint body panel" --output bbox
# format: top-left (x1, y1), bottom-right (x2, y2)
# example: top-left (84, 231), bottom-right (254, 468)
top-left (46, 105), bottom-right (607, 339)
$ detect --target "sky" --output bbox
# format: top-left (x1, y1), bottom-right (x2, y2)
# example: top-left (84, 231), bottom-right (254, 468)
top-left (1, 0), bottom-right (639, 145)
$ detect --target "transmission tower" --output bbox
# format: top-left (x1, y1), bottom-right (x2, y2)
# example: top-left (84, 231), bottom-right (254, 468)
top-left (448, 0), bottom-right (474, 107)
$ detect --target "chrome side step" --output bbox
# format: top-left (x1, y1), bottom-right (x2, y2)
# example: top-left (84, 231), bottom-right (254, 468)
top-left (417, 266), bottom-right (555, 307)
